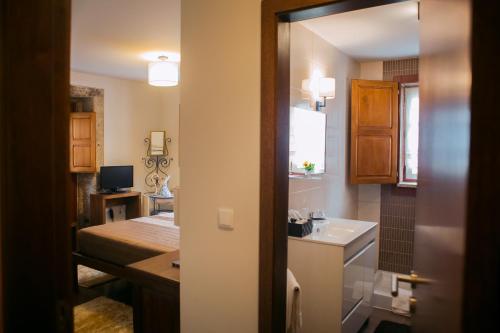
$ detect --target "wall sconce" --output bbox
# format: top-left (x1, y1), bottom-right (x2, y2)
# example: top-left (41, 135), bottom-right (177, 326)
top-left (302, 77), bottom-right (336, 111)
top-left (148, 55), bottom-right (179, 87)
top-left (316, 77), bottom-right (335, 110)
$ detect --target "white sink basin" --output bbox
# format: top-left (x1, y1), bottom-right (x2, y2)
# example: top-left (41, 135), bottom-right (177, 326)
top-left (289, 218), bottom-right (377, 246)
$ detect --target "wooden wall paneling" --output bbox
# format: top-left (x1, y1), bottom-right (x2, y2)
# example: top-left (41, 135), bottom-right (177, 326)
top-left (0, 0), bottom-right (73, 331)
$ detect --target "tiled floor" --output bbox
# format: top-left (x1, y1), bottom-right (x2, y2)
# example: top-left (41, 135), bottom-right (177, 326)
top-left (359, 308), bottom-right (411, 333)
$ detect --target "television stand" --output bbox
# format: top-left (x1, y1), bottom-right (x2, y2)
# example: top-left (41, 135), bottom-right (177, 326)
top-left (99, 188), bottom-right (131, 194)
top-left (90, 191), bottom-right (141, 225)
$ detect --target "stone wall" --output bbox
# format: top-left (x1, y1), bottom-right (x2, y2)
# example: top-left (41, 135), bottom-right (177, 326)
top-left (70, 85), bottom-right (104, 227)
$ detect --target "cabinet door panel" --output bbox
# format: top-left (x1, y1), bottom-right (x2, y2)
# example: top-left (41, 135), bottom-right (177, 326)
top-left (343, 248), bottom-right (366, 319)
top-left (351, 79), bottom-right (398, 184)
top-left (72, 118), bottom-right (92, 140)
top-left (356, 135), bottom-right (392, 177)
top-left (72, 145), bottom-right (92, 168)
top-left (70, 112), bottom-right (96, 173)
top-left (358, 87), bottom-right (393, 128)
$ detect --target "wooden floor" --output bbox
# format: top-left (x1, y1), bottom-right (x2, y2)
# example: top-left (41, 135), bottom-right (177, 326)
top-left (359, 308), bottom-right (411, 333)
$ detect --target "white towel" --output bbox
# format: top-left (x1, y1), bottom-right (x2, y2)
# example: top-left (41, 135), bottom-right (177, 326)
top-left (286, 269), bottom-right (302, 333)
top-left (392, 288), bottom-right (411, 315)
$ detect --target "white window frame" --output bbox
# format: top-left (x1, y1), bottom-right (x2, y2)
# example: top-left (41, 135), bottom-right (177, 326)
top-left (398, 82), bottom-right (419, 188)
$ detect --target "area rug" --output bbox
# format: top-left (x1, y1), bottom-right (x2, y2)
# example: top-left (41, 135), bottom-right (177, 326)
top-left (74, 296), bottom-right (133, 333)
top-left (78, 265), bottom-right (116, 288)
top-left (375, 320), bottom-right (411, 333)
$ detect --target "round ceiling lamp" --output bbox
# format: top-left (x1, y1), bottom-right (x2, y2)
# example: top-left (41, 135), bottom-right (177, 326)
top-left (148, 55), bottom-right (179, 87)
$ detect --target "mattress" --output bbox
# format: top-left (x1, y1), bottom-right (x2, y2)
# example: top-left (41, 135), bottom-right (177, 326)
top-left (77, 216), bottom-right (179, 266)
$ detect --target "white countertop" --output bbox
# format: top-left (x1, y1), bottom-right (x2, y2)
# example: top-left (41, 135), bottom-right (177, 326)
top-left (288, 217), bottom-right (377, 246)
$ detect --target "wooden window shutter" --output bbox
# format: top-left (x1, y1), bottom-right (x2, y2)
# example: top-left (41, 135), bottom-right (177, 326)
top-left (350, 79), bottom-right (399, 184)
top-left (69, 112), bottom-right (96, 173)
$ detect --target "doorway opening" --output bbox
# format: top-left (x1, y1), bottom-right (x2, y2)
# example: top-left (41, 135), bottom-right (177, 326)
top-left (70, 1), bottom-right (181, 332)
top-left (260, 0), bottom-right (441, 332)
top-left (287, 2), bottom-right (419, 331)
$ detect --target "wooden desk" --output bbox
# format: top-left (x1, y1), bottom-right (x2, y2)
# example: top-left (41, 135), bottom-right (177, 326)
top-left (90, 191), bottom-right (141, 225)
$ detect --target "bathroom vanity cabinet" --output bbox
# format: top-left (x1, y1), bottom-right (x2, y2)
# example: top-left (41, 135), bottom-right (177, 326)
top-left (288, 218), bottom-right (377, 333)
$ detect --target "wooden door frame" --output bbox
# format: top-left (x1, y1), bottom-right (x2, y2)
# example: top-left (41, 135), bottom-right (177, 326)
top-left (0, 0), bottom-right (73, 331)
top-left (260, 1), bottom-right (406, 331)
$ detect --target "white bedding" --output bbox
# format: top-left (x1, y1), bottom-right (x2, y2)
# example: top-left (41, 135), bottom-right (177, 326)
top-left (131, 212), bottom-right (176, 227)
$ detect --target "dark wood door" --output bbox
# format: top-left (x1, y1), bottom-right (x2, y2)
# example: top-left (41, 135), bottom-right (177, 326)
top-left (413, 0), bottom-right (470, 331)
top-left (1, 0), bottom-right (73, 331)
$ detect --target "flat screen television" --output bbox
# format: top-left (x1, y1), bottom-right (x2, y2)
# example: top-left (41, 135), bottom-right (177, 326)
top-left (100, 165), bottom-right (133, 193)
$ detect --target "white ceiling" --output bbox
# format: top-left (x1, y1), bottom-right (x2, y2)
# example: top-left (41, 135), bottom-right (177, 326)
top-left (72, 1), bottom-right (418, 80)
top-left (71, 0), bottom-right (180, 81)
top-left (300, 1), bottom-right (419, 60)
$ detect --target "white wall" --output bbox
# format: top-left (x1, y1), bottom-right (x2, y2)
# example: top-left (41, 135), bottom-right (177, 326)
top-left (70, 71), bottom-right (180, 194)
top-left (180, 1), bottom-right (260, 332)
top-left (289, 23), bottom-right (360, 219)
top-left (359, 61), bottom-right (383, 81)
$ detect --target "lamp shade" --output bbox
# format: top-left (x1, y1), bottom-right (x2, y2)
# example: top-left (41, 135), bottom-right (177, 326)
top-left (301, 79), bottom-right (311, 92)
top-left (319, 77), bottom-right (335, 99)
top-left (148, 60), bottom-right (179, 87)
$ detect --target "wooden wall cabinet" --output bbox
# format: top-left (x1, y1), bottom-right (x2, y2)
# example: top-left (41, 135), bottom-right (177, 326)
top-left (350, 79), bottom-right (399, 184)
top-left (70, 112), bottom-right (96, 173)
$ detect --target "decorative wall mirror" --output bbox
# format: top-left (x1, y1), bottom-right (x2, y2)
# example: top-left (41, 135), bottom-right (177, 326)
top-left (143, 131), bottom-right (173, 192)
top-left (148, 131), bottom-right (167, 156)
top-left (289, 107), bottom-right (326, 175)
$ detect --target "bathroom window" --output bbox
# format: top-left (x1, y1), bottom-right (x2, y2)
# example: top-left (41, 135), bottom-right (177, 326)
top-left (399, 83), bottom-right (419, 186)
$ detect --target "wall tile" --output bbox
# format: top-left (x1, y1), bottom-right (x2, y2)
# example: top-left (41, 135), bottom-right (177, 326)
top-left (379, 184), bottom-right (417, 274)
top-left (289, 23), bottom-right (360, 219)
top-left (358, 202), bottom-right (381, 222)
top-left (358, 184), bottom-right (381, 203)
top-left (376, 58), bottom-right (419, 274)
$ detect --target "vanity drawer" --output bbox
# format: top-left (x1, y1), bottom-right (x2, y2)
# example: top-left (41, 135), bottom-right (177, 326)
top-left (342, 241), bottom-right (375, 319)
top-left (342, 249), bottom-right (365, 318)
top-left (344, 227), bottom-right (376, 262)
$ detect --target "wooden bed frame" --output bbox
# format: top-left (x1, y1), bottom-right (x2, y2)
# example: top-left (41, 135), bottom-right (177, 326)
top-left (73, 250), bottom-right (180, 333)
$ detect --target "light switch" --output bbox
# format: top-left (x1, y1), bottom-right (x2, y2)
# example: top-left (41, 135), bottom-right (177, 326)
top-left (218, 208), bottom-right (234, 230)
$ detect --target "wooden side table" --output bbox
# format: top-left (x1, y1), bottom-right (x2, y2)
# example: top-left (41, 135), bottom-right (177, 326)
top-left (90, 191), bottom-right (142, 225)
top-left (144, 193), bottom-right (174, 215)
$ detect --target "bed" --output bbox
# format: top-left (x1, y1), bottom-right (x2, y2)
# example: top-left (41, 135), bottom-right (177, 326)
top-left (73, 213), bottom-right (181, 332)
top-left (76, 213), bottom-right (180, 266)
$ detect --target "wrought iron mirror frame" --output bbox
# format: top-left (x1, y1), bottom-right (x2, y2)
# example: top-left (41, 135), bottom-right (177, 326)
top-left (143, 133), bottom-right (173, 189)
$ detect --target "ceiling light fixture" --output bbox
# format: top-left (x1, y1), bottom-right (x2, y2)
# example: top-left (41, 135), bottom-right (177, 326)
top-left (148, 56), bottom-right (179, 87)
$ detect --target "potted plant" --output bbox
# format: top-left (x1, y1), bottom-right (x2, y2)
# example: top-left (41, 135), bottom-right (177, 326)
top-left (303, 161), bottom-right (315, 176)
